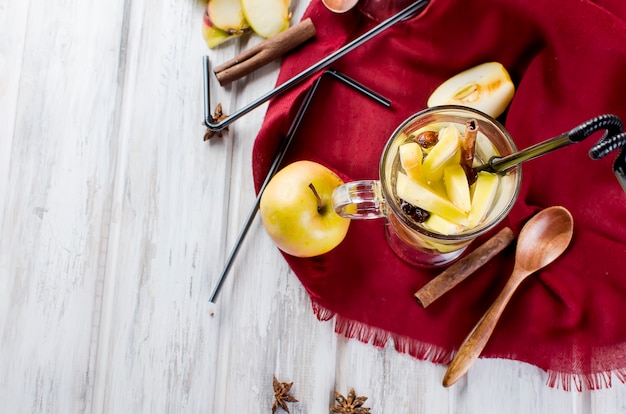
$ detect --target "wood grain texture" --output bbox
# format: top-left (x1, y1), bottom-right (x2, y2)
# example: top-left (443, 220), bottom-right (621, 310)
top-left (2, 0), bottom-right (626, 412)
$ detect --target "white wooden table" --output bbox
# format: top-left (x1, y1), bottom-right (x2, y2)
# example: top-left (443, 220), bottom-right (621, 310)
top-left (2, 0), bottom-right (626, 412)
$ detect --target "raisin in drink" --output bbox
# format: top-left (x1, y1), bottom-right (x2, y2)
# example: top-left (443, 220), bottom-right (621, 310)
top-left (332, 106), bottom-right (521, 267)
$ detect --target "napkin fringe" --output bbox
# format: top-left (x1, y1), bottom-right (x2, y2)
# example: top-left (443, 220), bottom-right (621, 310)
top-left (546, 368), bottom-right (626, 391)
top-left (312, 299), bottom-right (626, 390)
top-left (311, 299), bottom-right (453, 364)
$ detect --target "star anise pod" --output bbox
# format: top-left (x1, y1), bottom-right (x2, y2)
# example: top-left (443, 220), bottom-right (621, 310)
top-left (204, 103), bottom-right (229, 140)
top-left (272, 376), bottom-right (298, 413)
top-left (330, 388), bottom-right (371, 414)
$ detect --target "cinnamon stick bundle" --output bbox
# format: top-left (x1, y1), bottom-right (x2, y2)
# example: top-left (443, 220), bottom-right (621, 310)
top-left (213, 18), bottom-right (316, 86)
top-left (414, 227), bottom-right (515, 308)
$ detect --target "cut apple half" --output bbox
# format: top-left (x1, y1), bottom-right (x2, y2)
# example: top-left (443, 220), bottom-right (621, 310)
top-left (242, 0), bottom-right (291, 38)
top-left (427, 62), bottom-right (515, 118)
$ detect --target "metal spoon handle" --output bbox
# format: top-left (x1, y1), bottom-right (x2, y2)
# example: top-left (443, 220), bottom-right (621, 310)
top-left (478, 114), bottom-right (626, 193)
top-left (481, 133), bottom-right (572, 173)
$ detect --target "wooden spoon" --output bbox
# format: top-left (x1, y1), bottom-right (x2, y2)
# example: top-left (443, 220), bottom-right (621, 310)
top-left (442, 206), bottom-right (574, 387)
top-left (322, 0), bottom-right (360, 13)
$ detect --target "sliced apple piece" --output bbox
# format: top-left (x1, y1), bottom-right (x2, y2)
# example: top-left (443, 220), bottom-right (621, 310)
top-left (484, 173), bottom-right (516, 223)
top-left (427, 62), bottom-right (515, 118)
top-left (208, 0), bottom-right (249, 32)
top-left (467, 171), bottom-right (499, 227)
top-left (202, 2), bottom-right (248, 49)
top-left (443, 163), bottom-right (471, 213)
top-left (241, 0), bottom-right (291, 38)
top-left (396, 172), bottom-right (468, 225)
top-left (423, 214), bottom-right (465, 236)
top-left (399, 142), bottom-right (424, 182)
top-left (421, 125), bottom-right (460, 182)
top-left (202, 24), bottom-right (233, 49)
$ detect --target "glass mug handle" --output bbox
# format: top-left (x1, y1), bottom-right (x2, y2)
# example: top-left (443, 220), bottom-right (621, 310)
top-left (332, 180), bottom-right (386, 219)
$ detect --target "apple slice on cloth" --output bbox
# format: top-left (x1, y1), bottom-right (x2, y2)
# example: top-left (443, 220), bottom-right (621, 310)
top-left (427, 62), bottom-right (515, 118)
top-left (396, 172), bottom-right (468, 225)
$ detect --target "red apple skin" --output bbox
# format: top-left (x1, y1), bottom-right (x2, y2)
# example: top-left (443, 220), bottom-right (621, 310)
top-left (260, 161), bottom-right (350, 258)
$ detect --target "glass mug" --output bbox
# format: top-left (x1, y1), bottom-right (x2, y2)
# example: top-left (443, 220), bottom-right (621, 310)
top-left (332, 105), bottom-right (522, 267)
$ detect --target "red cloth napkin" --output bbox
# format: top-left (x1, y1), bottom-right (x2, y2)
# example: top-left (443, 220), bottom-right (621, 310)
top-left (252, 0), bottom-right (626, 390)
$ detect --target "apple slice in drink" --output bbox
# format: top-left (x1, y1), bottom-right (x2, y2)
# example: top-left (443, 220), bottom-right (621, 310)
top-left (473, 132), bottom-right (498, 167)
top-left (423, 214), bottom-right (465, 236)
top-left (421, 125), bottom-right (461, 182)
top-left (467, 171), bottom-right (499, 227)
top-left (443, 163), bottom-right (471, 213)
top-left (396, 172), bottom-right (468, 225)
top-left (399, 142), bottom-right (423, 182)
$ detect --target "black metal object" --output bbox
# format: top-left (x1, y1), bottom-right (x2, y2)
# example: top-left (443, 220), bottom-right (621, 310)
top-left (209, 70), bottom-right (391, 303)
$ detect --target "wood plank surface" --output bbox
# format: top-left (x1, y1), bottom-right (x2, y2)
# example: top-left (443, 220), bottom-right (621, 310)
top-left (1, 0), bottom-right (626, 413)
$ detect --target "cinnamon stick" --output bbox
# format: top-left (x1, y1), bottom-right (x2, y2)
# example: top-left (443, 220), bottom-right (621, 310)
top-left (461, 119), bottom-right (478, 183)
top-left (214, 18), bottom-right (316, 86)
top-left (414, 227), bottom-right (515, 308)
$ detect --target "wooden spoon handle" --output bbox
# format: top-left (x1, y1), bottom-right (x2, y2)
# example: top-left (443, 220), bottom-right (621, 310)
top-left (442, 271), bottom-right (527, 387)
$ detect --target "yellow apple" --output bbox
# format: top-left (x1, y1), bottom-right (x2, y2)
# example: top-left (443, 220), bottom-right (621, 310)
top-left (260, 160), bottom-right (350, 257)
